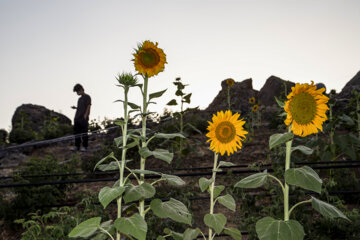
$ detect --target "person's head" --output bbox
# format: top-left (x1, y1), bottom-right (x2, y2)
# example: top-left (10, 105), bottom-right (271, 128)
top-left (73, 84), bottom-right (84, 95)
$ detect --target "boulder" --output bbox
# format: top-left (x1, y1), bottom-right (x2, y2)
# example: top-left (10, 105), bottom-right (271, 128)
top-left (338, 71), bottom-right (360, 99)
top-left (258, 76), bottom-right (295, 106)
top-left (206, 78), bottom-right (258, 114)
top-left (11, 104), bottom-right (71, 132)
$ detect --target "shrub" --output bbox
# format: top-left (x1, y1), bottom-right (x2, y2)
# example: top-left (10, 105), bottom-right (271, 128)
top-left (4, 155), bottom-right (79, 221)
top-left (9, 128), bottom-right (35, 144)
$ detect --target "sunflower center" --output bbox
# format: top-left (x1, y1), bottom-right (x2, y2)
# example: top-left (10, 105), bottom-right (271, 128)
top-left (215, 121), bottom-right (236, 144)
top-left (139, 48), bottom-right (160, 68)
top-left (289, 92), bottom-right (317, 125)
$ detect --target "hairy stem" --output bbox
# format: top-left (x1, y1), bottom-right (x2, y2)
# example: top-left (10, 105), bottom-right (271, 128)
top-left (284, 128), bottom-right (293, 221)
top-left (288, 199), bottom-right (312, 217)
top-left (139, 76), bottom-right (149, 218)
top-left (208, 153), bottom-right (219, 240)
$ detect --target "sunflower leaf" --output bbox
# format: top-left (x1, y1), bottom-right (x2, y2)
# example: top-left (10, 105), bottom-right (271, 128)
top-left (269, 132), bottom-right (294, 150)
top-left (274, 96), bottom-right (285, 108)
top-left (199, 177), bottom-right (213, 192)
top-left (311, 196), bottom-right (350, 221)
top-left (256, 217), bottom-right (305, 240)
top-left (285, 166), bottom-right (322, 193)
top-left (149, 89), bottom-right (167, 100)
top-left (234, 171), bottom-right (268, 188)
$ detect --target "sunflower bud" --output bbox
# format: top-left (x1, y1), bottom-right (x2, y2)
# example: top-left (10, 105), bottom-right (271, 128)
top-left (116, 72), bottom-right (138, 87)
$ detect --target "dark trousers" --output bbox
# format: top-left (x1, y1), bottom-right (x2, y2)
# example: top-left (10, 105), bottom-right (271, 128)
top-left (74, 118), bottom-right (89, 149)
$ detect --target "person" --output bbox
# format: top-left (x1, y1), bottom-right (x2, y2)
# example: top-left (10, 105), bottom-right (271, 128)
top-left (71, 84), bottom-right (91, 151)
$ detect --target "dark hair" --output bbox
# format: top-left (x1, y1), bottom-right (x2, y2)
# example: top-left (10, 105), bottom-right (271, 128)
top-left (73, 84), bottom-right (84, 92)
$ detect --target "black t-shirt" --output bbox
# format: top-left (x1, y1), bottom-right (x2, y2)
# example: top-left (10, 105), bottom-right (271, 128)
top-left (75, 94), bottom-right (91, 120)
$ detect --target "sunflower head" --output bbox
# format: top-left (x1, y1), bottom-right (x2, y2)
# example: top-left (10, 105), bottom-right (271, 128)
top-left (252, 104), bottom-right (259, 112)
top-left (249, 97), bottom-right (255, 104)
top-left (116, 72), bottom-right (138, 87)
top-left (133, 40), bottom-right (167, 78)
top-left (226, 78), bottom-right (235, 87)
top-left (284, 81), bottom-right (329, 137)
top-left (206, 110), bottom-right (248, 156)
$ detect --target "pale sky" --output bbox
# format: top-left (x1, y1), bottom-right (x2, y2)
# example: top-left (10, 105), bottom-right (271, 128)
top-left (0, 0), bottom-right (359, 130)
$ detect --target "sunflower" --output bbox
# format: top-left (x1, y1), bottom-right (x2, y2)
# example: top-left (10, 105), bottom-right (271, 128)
top-left (133, 40), bottom-right (167, 77)
top-left (206, 110), bottom-right (248, 156)
top-left (226, 78), bottom-right (235, 87)
top-left (252, 104), bottom-right (259, 112)
top-left (249, 97), bottom-right (255, 104)
top-left (284, 81), bottom-right (329, 137)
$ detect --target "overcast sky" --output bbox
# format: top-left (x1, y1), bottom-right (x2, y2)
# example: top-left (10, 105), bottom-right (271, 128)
top-left (0, 0), bottom-right (359, 130)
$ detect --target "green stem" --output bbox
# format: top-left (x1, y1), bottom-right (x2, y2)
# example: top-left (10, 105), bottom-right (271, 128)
top-left (117, 86), bottom-right (129, 240)
top-left (99, 227), bottom-right (115, 240)
top-left (288, 199), bottom-right (312, 217)
top-left (267, 174), bottom-right (285, 193)
top-left (139, 75), bottom-right (149, 218)
top-left (208, 153), bottom-right (219, 240)
top-left (284, 127), bottom-right (293, 221)
top-left (179, 97), bottom-right (184, 160)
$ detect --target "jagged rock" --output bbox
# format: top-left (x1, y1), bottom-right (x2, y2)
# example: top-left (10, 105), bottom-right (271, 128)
top-left (258, 76), bottom-right (295, 106)
top-left (338, 71), bottom-right (360, 99)
top-left (206, 78), bottom-right (258, 114)
top-left (11, 104), bottom-right (71, 132)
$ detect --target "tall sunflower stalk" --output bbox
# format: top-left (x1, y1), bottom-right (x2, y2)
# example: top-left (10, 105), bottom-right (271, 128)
top-left (235, 82), bottom-right (349, 240)
top-left (200, 110), bottom-right (247, 240)
top-left (69, 41), bottom-right (193, 240)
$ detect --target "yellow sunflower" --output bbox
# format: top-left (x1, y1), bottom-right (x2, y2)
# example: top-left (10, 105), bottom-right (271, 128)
top-left (284, 81), bottom-right (329, 137)
top-left (252, 104), bottom-right (259, 112)
top-left (133, 40), bottom-right (167, 77)
top-left (206, 110), bottom-right (248, 156)
top-left (226, 78), bottom-right (235, 87)
top-left (249, 97), bottom-right (255, 104)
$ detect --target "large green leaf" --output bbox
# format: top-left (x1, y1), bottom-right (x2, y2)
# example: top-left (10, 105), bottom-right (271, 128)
top-left (311, 197), bottom-right (350, 221)
top-left (291, 145), bottom-right (313, 155)
top-left (224, 227), bottom-right (242, 240)
top-left (204, 213), bottom-right (227, 234)
top-left (213, 185), bottom-right (225, 198)
top-left (114, 213), bottom-right (147, 240)
top-left (123, 183), bottom-right (155, 203)
top-left (98, 186), bottom-right (125, 209)
top-left (152, 149), bottom-right (173, 163)
top-left (234, 171), bottom-right (268, 188)
top-left (199, 177), bottom-right (213, 192)
top-left (161, 174), bottom-right (185, 186)
top-left (285, 166), bottom-right (322, 193)
top-left (183, 228), bottom-right (201, 240)
top-left (269, 133), bottom-right (294, 150)
top-left (256, 217), bottom-right (305, 240)
top-left (150, 198), bottom-right (192, 225)
top-left (153, 133), bottom-right (185, 139)
top-left (217, 194), bottom-right (236, 212)
top-left (149, 89), bottom-right (167, 100)
top-left (68, 217), bottom-right (101, 238)
top-left (94, 152), bottom-right (117, 171)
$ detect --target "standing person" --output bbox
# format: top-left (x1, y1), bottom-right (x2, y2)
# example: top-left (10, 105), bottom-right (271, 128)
top-left (71, 84), bottom-right (91, 151)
